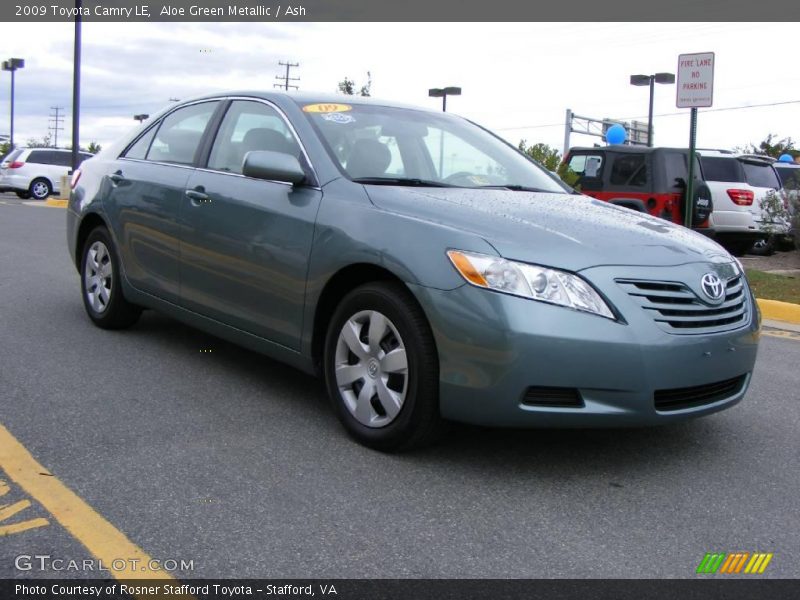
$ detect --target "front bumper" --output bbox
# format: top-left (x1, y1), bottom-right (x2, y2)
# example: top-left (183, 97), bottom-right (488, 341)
top-left (409, 263), bottom-right (760, 428)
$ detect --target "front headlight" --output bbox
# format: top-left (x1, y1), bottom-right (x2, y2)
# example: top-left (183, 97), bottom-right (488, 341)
top-left (447, 250), bottom-right (616, 320)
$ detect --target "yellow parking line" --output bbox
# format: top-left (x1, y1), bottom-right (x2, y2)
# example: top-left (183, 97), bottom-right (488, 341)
top-left (763, 330), bottom-right (800, 342)
top-left (0, 517), bottom-right (50, 536)
top-left (0, 422), bottom-right (178, 583)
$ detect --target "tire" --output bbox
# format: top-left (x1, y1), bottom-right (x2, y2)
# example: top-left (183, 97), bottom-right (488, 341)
top-left (748, 235), bottom-right (776, 257)
top-left (725, 241), bottom-right (753, 257)
top-left (79, 226), bottom-right (141, 329)
top-left (323, 281), bottom-right (443, 452)
top-left (15, 191), bottom-right (30, 199)
top-left (28, 178), bottom-right (52, 200)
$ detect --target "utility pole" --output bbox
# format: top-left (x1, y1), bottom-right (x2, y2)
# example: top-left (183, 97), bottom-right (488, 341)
top-left (274, 61), bottom-right (299, 91)
top-left (49, 106), bottom-right (65, 148)
top-left (71, 0), bottom-right (82, 171)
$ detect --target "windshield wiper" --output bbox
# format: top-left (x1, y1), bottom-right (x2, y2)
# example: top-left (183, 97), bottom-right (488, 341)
top-left (352, 177), bottom-right (458, 188)
top-left (476, 184), bottom-right (561, 193)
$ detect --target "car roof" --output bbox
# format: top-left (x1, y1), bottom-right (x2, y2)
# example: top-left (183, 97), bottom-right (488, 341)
top-left (186, 90), bottom-right (438, 113)
top-left (568, 146), bottom-right (693, 154)
top-left (18, 147), bottom-right (89, 153)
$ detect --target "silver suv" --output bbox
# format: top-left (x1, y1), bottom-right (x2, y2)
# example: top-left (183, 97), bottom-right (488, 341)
top-left (0, 147), bottom-right (92, 199)
top-left (697, 150), bottom-right (785, 255)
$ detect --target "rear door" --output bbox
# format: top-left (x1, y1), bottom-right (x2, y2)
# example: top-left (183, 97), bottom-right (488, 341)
top-left (178, 99), bottom-right (322, 350)
top-left (103, 100), bottom-right (222, 303)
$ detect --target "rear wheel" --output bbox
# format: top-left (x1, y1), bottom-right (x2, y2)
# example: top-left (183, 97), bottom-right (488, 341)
top-left (749, 235), bottom-right (776, 256)
top-left (29, 178), bottom-right (52, 200)
top-left (323, 282), bottom-right (442, 452)
top-left (80, 226), bottom-right (141, 329)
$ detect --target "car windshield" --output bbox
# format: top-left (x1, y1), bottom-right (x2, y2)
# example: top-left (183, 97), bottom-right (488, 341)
top-left (301, 101), bottom-right (567, 193)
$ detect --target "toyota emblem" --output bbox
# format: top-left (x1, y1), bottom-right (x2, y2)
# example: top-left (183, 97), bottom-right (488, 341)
top-left (701, 272), bottom-right (725, 302)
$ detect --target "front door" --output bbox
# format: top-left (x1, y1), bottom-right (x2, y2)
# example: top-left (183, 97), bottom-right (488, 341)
top-left (178, 100), bottom-right (321, 350)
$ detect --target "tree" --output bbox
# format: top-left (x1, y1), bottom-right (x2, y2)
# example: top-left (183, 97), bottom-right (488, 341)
top-left (518, 139), bottom-right (580, 188)
top-left (26, 134), bottom-right (52, 148)
top-left (736, 133), bottom-right (798, 160)
top-left (338, 71), bottom-right (372, 97)
top-left (87, 141), bottom-right (102, 154)
top-left (0, 141), bottom-right (10, 158)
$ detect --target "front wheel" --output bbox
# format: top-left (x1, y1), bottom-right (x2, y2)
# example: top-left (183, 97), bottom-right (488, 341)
top-left (80, 226), bottom-right (141, 329)
top-left (323, 282), bottom-right (443, 451)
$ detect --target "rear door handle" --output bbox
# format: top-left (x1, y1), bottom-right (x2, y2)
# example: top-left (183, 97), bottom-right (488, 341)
top-left (185, 189), bottom-right (210, 205)
top-left (109, 171), bottom-right (125, 185)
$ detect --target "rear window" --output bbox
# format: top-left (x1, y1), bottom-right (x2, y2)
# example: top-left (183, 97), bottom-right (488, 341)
top-left (699, 156), bottom-right (741, 182)
top-left (2, 148), bottom-right (22, 163)
top-left (742, 162), bottom-right (779, 189)
top-left (609, 153), bottom-right (647, 187)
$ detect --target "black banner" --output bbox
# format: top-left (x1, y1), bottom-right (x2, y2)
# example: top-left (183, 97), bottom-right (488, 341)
top-left (3, 0), bottom-right (800, 22)
top-left (3, 579), bottom-right (799, 600)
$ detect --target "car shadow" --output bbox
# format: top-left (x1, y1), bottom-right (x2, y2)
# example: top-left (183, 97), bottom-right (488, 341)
top-left (125, 310), bottom-right (733, 478)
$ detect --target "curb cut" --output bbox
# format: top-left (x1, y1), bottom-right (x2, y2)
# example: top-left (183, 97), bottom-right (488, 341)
top-left (757, 298), bottom-right (800, 325)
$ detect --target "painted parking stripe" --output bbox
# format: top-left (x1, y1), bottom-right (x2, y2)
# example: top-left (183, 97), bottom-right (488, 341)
top-left (0, 422), bottom-right (182, 587)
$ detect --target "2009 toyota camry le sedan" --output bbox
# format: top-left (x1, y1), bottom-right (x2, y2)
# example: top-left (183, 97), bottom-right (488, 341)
top-left (66, 92), bottom-right (760, 451)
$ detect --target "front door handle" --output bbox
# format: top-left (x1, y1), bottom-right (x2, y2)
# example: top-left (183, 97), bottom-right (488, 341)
top-left (185, 189), bottom-right (209, 205)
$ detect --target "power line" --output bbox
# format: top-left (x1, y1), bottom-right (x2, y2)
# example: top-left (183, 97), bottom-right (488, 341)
top-left (48, 106), bottom-right (65, 148)
top-left (274, 61), bottom-right (299, 91)
top-left (496, 99), bottom-right (800, 132)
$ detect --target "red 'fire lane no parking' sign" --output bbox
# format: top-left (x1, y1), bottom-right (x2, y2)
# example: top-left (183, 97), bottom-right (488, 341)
top-left (676, 52), bottom-right (715, 108)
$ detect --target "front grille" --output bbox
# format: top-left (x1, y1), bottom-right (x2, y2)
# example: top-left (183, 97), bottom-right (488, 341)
top-left (522, 386), bottom-right (584, 408)
top-left (617, 275), bottom-right (748, 334)
top-left (654, 375), bottom-right (747, 412)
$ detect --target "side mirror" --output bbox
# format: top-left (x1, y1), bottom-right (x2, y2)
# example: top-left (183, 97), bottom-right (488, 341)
top-left (242, 150), bottom-right (306, 185)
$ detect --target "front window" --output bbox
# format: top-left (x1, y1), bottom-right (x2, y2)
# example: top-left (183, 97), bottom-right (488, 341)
top-left (301, 101), bottom-right (567, 192)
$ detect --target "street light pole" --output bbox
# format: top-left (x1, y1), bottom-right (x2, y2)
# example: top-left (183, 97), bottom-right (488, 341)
top-left (2, 58), bottom-right (25, 150)
top-left (71, 0), bottom-right (82, 172)
top-left (428, 86), bottom-right (462, 112)
top-left (630, 72), bottom-right (675, 147)
top-left (428, 86), bottom-right (462, 176)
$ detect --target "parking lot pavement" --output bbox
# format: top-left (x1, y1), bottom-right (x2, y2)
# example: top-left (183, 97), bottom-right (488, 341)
top-left (0, 198), bottom-right (798, 580)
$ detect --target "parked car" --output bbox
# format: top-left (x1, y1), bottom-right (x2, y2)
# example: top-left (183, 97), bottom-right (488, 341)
top-left (770, 159), bottom-right (799, 249)
top-left (697, 150), bottom-right (786, 255)
top-left (67, 92), bottom-right (760, 450)
top-left (0, 147), bottom-right (92, 199)
top-left (563, 146), bottom-right (713, 232)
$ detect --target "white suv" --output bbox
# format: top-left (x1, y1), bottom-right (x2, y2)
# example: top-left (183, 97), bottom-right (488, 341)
top-left (0, 147), bottom-right (92, 200)
top-left (697, 150), bottom-right (785, 255)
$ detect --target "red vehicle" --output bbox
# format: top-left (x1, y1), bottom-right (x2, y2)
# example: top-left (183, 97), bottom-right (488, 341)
top-left (564, 146), bottom-right (713, 232)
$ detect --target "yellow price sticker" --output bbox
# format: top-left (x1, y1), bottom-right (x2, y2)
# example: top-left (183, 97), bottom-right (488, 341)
top-left (303, 103), bottom-right (353, 113)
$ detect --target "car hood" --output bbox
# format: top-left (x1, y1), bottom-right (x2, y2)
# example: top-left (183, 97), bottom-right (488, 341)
top-left (365, 186), bottom-right (732, 271)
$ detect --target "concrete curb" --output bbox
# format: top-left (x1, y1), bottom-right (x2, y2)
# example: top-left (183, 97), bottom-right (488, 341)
top-left (757, 298), bottom-right (800, 325)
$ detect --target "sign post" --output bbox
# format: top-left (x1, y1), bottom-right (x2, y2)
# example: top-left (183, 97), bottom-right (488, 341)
top-left (676, 52), bottom-right (714, 228)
